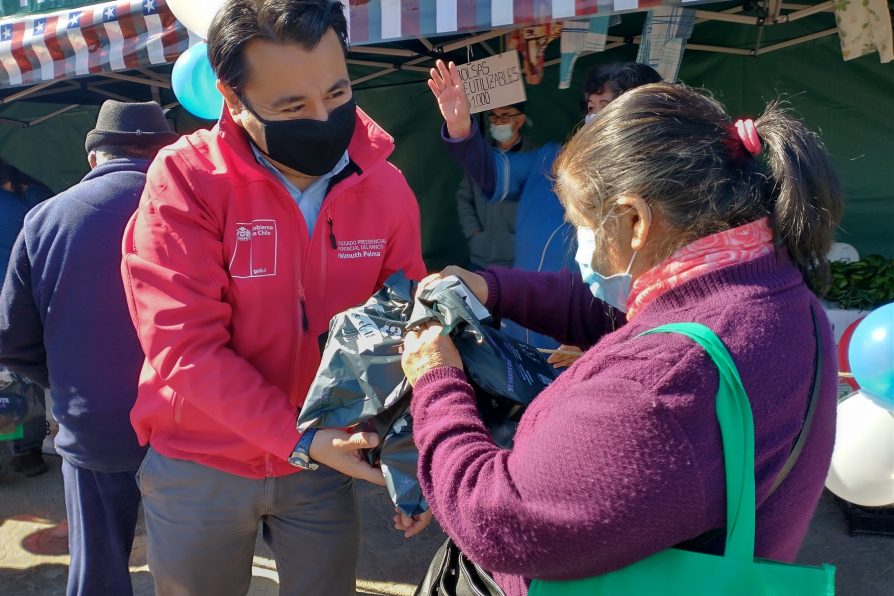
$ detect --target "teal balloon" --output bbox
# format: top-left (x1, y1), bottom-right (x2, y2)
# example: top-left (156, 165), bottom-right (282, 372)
top-left (172, 42), bottom-right (223, 121)
top-left (848, 303), bottom-right (894, 410)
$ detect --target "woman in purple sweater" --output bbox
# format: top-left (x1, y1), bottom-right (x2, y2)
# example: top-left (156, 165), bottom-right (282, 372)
top-left (399, 84), bottom-right (842, 595)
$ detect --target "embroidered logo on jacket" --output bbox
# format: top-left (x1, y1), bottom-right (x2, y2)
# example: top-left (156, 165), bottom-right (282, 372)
top-left (229, 220), bottom-right (278, 278)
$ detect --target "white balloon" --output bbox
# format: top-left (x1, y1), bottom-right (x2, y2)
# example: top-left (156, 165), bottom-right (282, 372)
top-left (825, 391), bottom-right (894, 507)
top-left (167, 0), bottom-right (226, 39)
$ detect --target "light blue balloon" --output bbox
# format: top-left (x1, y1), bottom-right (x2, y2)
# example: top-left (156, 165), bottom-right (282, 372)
top-left (171, 42), bottom-right (224, 121)
top-left (849, 303), bottom-right (894, 410)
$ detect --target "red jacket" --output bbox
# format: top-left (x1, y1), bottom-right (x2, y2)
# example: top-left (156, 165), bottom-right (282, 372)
top-left (122, 108), bottom-right (426, 478)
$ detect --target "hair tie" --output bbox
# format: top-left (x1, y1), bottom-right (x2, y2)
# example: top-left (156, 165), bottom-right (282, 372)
top-left (734, 119), bottom-right (762, 156)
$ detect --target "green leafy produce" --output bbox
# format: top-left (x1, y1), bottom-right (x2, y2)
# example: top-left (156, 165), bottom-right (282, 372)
top-left (826, 255), bottom-right (894, 311)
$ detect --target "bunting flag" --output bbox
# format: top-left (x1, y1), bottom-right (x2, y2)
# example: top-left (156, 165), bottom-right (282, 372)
top-left (558, 16), bottom-right (614, 90)
top-left (337, 0), bottom-right (714, 45)
top-left (636, 5), bottom-right (695, 82)
top-left (834, 0), bottom-right (892, 63)
top-left (0, 0), bottom-right (191, 87)
top-left (0, 0), bottom-right (718, 89)
top-left (0, 1), bottom-right (96, 19)
top-left (506, 21), bottom-right (563, 85)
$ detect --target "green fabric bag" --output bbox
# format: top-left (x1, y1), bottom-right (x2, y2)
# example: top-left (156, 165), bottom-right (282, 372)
top-left (529, 323), bottom-right (835, 596)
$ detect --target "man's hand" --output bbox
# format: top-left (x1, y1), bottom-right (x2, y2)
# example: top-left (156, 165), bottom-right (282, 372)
top-left (308, 429), bottom-right (385, 486)
top-left (402, 322), bottom-right (463, 386)
top-left (428, 60), bottom-right (472, 140)
top-left (393, 508), bottom-right (434, 538)
top-left (419, 266), bottom-right (488, 307)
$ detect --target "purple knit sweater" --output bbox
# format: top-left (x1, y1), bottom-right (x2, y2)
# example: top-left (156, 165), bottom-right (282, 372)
top-left (410, 251), bottom-right (836, 596)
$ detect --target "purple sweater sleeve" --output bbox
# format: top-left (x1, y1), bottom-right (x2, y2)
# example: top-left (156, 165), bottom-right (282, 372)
top-left (442, 120), bottom-right (496, 197)
top-left (411, 365), bottom-right (707, 581)
top-left (481, 267), bottom-right (626, 349)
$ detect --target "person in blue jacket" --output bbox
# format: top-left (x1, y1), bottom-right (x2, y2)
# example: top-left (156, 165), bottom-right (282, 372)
top-left (0, 161), bottom-right (53, 211)
top-left (0, 100), bottom-right (178, 596)
top-left (431, 61), bottom-right (661, 350)
top-left (0, 168), bottom-right (48, 476)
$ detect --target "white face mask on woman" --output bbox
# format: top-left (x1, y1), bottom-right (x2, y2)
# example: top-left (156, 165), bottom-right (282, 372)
top-left (575, 226), bottom-right (637, 312)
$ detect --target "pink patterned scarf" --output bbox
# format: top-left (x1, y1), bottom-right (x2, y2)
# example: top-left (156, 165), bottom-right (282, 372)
top-left (626, 217), bottom-right (774, 320)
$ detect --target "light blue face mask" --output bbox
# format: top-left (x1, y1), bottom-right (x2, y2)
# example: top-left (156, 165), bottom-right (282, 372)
top-left (575, 226), bottom-right (637, 313)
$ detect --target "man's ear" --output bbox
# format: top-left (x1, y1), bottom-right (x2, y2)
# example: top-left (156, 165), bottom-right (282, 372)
top-left (87, 151), bottom-right (98, 170)
top-left (217, 80), bottom-right (244, 121)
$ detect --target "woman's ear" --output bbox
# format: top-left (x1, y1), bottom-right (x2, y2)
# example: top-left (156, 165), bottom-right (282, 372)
top-left (616, 195), bottom-right (652, 252)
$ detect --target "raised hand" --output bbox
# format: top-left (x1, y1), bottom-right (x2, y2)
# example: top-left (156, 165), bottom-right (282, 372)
top-left (427, 59), bottom-right (472, 140)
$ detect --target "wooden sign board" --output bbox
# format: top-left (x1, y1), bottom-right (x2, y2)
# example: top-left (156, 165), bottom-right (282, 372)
top-left (456, 50), bottom-right (527, 114)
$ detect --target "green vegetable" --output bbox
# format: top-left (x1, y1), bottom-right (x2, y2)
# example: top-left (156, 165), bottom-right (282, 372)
top-left (826, 255), bottom-right (894, 310)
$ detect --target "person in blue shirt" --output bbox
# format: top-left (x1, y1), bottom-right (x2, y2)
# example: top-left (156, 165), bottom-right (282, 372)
top-left (431, 61), bottom-right (662, 351)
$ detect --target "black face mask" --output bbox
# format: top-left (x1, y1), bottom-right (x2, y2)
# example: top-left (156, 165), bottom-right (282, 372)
top-left (242, 96), bottom-right (357, 177)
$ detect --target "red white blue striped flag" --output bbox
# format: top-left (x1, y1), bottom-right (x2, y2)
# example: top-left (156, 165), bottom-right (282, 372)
top-left (0, 0), bottom-right (192, 88)
top-left (0, 0), bottom-right (712, 88)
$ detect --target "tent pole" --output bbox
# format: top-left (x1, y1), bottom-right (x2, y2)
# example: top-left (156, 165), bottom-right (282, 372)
top-left (756, 28), bottom-right (838, 54)
top-left (86, 85), bottom-right (137, 102)
top-left (1, 82), bottom-right (79, 103)
top-left (99, 71), bottom-right (171, 89)
top-left (480, 41), bottom-right (498, 56)
top-left (779, 2), bottom-right (833, 10)
top-left (350, 55), bottom-right (431, 86)
top-left (695, 4), bottom-right (745, 24)
top-left (347, 58), bottom-right (430, 72)
top-left (440, 29), bottom-right (509, 53)
top-left (775, 1), bottom-right (834, 23)
top-left (0, 81), bottom-right (58, 104)
top-left (350, 46), bottom-right (417, 58)
top-left (693, 10), bottom-right (759, 25)
top-left (26, 104), bottom-right (79, 127)
top-left (134, 67), bottom-right (172, 85)
top-left (768, 0), bottom-right (784, 22)
top-left (417, 37), bottom-right (435, 52)
top-left (686, 43), bottom-right (754, 56)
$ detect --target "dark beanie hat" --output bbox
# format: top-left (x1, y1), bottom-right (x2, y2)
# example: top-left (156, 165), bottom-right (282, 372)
top-left (85, 100), bottom-right (179, 153)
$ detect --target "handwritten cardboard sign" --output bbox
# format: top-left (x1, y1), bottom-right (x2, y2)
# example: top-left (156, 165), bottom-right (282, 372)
top-left (456, 50), bottom-right (526, 114)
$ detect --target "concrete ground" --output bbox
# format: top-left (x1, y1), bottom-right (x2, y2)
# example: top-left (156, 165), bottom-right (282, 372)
top-left (1, 455), bottom-right (891, 595)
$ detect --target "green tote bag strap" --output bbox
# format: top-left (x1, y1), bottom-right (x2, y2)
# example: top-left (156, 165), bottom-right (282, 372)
top-left (529, 322), bottom-right (835, 596)
top-left (639, 323), bottom-right (756, 561)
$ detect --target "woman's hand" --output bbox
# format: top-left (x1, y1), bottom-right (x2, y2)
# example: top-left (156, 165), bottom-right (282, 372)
top-left (402, 322), bottom-right (463, 386)
top-left (393, 508), bottom-right (434, 538)
top-left (419, 266), bottom-right (488, 306)
top-left (308, 429), bottom-right (385, 486)
top-left (547, 345), bottom-right (584, 369)
top-left (427, 60), bottom-right (472, 140)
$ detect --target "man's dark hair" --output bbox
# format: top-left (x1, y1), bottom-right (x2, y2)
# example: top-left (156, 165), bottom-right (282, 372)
top-left (585, 62), bottom-right (662, 98)
top-left (207, 0), bottom-right (349, 92)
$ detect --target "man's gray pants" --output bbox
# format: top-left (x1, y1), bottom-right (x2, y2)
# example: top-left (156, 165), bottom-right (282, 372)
top-left (137, 448), bottom-right (359, 596)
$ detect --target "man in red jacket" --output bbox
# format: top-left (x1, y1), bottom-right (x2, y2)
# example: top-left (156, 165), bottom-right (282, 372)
top-left (121, 1), bottom-right (427, 593)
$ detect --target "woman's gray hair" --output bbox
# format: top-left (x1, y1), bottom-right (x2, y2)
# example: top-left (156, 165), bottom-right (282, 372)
top-left (554, 83), bottom-right (843, 294)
